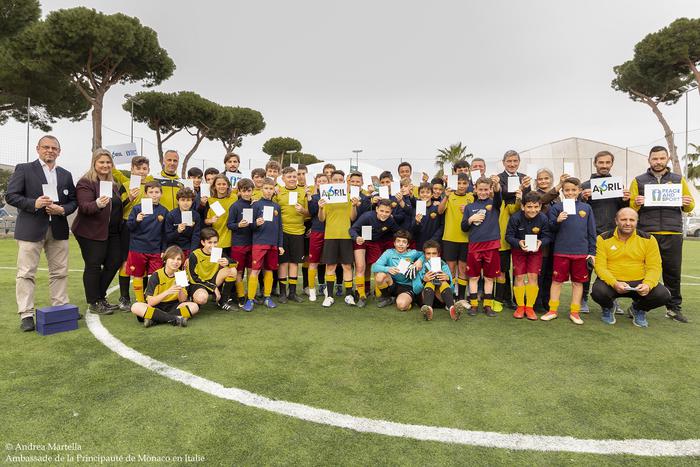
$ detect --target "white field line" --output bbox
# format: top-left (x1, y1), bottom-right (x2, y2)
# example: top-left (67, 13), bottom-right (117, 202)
top-left (87, 299), bottom-right (700, 457)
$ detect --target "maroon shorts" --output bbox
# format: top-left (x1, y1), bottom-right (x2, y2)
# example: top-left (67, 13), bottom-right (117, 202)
top-left (353, 239), bottom-right (367, 251)
top-left (466, 248), bottom-right (500, 278)
top-left (231, 245), bottom-right (252, 269)
top-left (365, 240), bottom-right (385, 265)
top-left (308, 231), bottom-right (325, 263)
top-left (251, 244), bottom-right (278, 271)
top-left (511, 249), bottom-right (543, 276)
top-left (126, 251), bottom-right (163, 277)
top-left (552, 254), bottom-right (589, 283)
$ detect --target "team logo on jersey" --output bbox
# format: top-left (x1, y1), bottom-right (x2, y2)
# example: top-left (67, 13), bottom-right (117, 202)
top-left (391, 202), bottom-right (397, 208)
top-left (532, 227), bottom-right (540, 234)
top-left (381, 226), bottom-right (388, 231)
top-left (430, 212), bottom-right (437, 219)
top-left (274, 210), bottom-right (279, 216)
top-left (578, 210), bottom-right (587, 218)
top-left (485, 204), bottom-right (493, 211)
top-left (157, 215), bottom-right (164, 222)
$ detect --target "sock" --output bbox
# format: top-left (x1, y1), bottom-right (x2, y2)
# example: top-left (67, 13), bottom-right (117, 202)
top-left (513, 285), bottom-right (526, 306)
top-left (483, 293), bottom-right (494, 308)
top-left (263, 271), bottom-right (274, 297)
top-left (279, 276), bottom-right (288, 296)
top-left (469, 293), bottom-right (479, 308)
top-left (177, 304), bottom-right (192, 319)
top-left (235, 279), bottom-right (246, 299)
top-left (440, 283), bottom-right (455, 307)
top-left (364, 269), bottom-right (371, 296)
top-left (133, 276), bottom-right (145, 303)
top-left (258, 274), bottom-right (264, 296)
top-left (302, 263), bottom-right (309, 290)
top-left (144, 306), bottom-right (175, 324)
top-left (325, 274), bottom-right (336, 296)
top-left (525, 284), bottom-right (538, 307)
top-left (118, 268), bottom-right (131, 299)
top-left (247, 274), bottom-right (259, 300)
top-left (221, 276), bottom-right (235, 303)
top-left (318, 264), bottom-right (326, 285)
top-left (571, 303), bottom-right (581, 314)
top-left (272, 270), bottom-right (278, 293)
top-left (289, 277), bottom-right (298, 296)
top-left (355, 276), bottom-right (366, 298)
top-left (378, 282), bottom-right (389, 297)
top-left (308, 268), bottom-right (317, 289)
top-left (344, 280), bottom-right (353, 296)
top-left (549, 300), bottom-right (560, 313)
top-left (494, 276), bottom-right (507, 302)
top-left (457, 277), bottom-right (468, 299)
top-left (375, 286), bottom-right (381, 297)
top-left (422, 282), bottom-right (436, 307)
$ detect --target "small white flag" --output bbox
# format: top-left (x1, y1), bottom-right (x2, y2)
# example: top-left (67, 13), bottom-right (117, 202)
top-left (288, 191), bottom-right (298, 206)
top-left (181, 210), bottom-right (193, 225)
top-left (99, 181), bottom-right (112, 198)
top-left (210, 247), bottom-right (222, 263)
top-left (242, 208), bottom-right (253, 224)
top-left (174, 270), bottom-right (189, 287)
top-left (361, 225), bottom-right (372, 241)
top-left (42, 183), bottom-right (59, 202)
top-left (263, 205), bottom-right (274, 221)
top-left (430, 257), bottom-right (442, 273)
top-left (210, 201), bottom-right (225, 217)
top-left (563, 198), bottom-right (576, 215)
top-left (416, 200), bottom-right (427, 216)
top-left (141, 198), bottom-right (153, 215)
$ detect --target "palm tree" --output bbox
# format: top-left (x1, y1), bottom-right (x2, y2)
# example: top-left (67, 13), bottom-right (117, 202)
top-left (435, 142), bottom-right (473, 176)
top-left (685, 143), bottom-right (700, 185)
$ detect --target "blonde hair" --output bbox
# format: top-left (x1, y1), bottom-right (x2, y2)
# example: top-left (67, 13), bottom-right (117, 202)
top-left (82, 148), bottom-right (115, 183)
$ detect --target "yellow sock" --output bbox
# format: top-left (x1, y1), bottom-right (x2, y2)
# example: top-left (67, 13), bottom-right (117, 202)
top-left (457, 277), bottom-right (467, 286)
top-left (549, 300), bottom-right (560, 312)
top-left (308, 268), bottom-right (317, 289)
top-left (355, 276), bottom-right (366, 298)
top-left (144, 305), bottom-right (155, 319)
top-left (513, 285), bottom-right (526, 306)
top-left (438, 282), bottom-right (450, 293)
top-left (470, 299), bottom-right (479, 307)
top-left (263, 271), bottom-right (274, 296)
top-left (571, 303), bottom-right (581, 314)
top-left (235, 280), bottom-right (245, 298)
top-left (133, 277), bottom-right (145, 303)
top-left (484, 299), bottom-right (493, 307)
top-left (177, 304), bottom-right (192, 318)
top-left (424, 282), bottom-right (435, 290)
top-left (247, 275), bottom-right (258, 299)
top-left (525, 284), bottom-right (538, 307)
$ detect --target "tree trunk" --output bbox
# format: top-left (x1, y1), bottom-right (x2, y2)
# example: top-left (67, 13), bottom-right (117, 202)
top-left (641, 95), bottom-right (682, 174)
top-left (180, 133), bottom-right (206, 179)
top-left (91, 93), bottom-right (104, 151)
top-left (156, 128), bottom-right (164, 167)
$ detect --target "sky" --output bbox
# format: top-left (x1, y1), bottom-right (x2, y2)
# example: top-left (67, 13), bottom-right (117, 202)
top-left (2, 0), bottom-right (700, 178)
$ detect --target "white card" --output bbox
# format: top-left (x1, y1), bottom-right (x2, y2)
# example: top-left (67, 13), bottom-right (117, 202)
top-left (290, 163), bottom-right (299, 170)
top-left (563, 162), bottom-right (575, 176)
top-left (430, 257), bottom-right (442, 273)
top-left (590, 176), bottom-right (624, 200)
top-left (416, 200), bottom-right (427, 216)
top-left (181, 210), bottom-right (193, 225)
top-left (350, 185), bottom-right (360, 199)
top-left (42, 183), bottom-right (59, 202)
top-left (99, 181), bottom-right (112, 198)
top-left (174, 270), bottom-right (189, 287)
top-left (181, 179), bottom-right (194, 190)
top-left (242, 208), bottom-right (253, 224)
top-left (210, 247), bottom-right (222, 263)
top-left (129, 174), bottom-right (141, 188)
top-left (263, 205), bottom-right (274, 221)
top-left (210, 201), bottom-right (225, 217)
top-left (288, 191), bottom-right (298, 206)
top-left (378, 186), bottom-right (390, 199)
top-left (361, 225), bottom-right (372, 241)
top-left (447, 175), bottom-right (459, 191)
top-left (644, 183), bottom-right (683, 207)
top-left (525, 234), bottom-right (538, 252)
top-left (390, 182), bottom-right (401, 196)
top-left (563, 198), bottom-right (576, 214)
top-left (470, 170), bottom-right (481, 182)
top-left (200, 183), bottom-right (210, 197)
top-left (411, 173), bottom-right (423, 186)
top-left (141, 198), bottom-right (153, 215)
top-left (507, 176), bottom-right (520, 193)
top-left (397, 258), bottom-right (411, 274)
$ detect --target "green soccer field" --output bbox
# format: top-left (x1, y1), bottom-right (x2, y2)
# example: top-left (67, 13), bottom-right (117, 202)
top-left (1, 236), bottom-right (699, 466)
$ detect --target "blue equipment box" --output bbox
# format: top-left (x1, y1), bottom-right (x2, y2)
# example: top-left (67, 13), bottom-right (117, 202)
top-left (36, 304), bottom-right (79, 336)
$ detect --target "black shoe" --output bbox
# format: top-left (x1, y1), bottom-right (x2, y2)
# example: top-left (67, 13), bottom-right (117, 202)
top-left (217, 299), bottom-right (236, 311)
top-left (118, 296), bottom-right (132, 312)
top-left (172, 316), bottom-right (188, 327)
top-left (356, 297), bottom-right (367, 308)
top-left (88, 302), bottom-right (113, 315)
top-left (288, 293), bottom-right (304, 303)
top-left (665, 309), bottom-right (689, 323)
top-left (20, 317), bottom-right (35, 332)
top-left (467, 307), bottom-right (478, 317)
top-left (99, 299), bottom-right (120, 311)
top-left (278, 294), bottom-right (288, 304)
top-left (484, 306), bottom-right (497, 317)
top-left (376, 296), bottom-right (395, 308)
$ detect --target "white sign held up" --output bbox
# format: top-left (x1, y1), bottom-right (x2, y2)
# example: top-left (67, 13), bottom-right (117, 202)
top-left (106, 142), bottom-right (138, 165)
top-left (318, 183), bottom-right (348, 204)
top-left (591, 177), bottom-right (624, 200)
top-left (645, 183), bottom-right (683, 207)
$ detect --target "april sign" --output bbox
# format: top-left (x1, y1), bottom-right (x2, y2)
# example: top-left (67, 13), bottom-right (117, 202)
top-left (319, 183), bottom-right (348, 203)
top-left (591, 176), bottom-right (624, 200)
top-left (645, 183), bottom-right (682, 207)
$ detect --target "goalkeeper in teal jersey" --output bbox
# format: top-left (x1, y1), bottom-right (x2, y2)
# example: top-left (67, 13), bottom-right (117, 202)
top-left (371, 230), bottom-right (423, 311)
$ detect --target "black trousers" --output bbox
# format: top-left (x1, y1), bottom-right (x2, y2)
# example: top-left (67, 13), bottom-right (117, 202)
top-left (496, 250), bottom-right (512, 303)
top-left (535, 252), bottom-right (554, 311)
top-left (590, 279), bottom-right (671, 312)
top-left (653, 234), bottom-right (683, 311)
top-left (76, 233), bottom-right (122, 305)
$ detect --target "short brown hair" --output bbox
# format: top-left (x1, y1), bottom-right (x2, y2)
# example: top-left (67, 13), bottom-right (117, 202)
top-left (282, 166), bottom-right (297, 175)
top-left (224, 152), bottom-right (240, 164)
top-left (144, 180), bottom-right (161, 193)
top-left (265, 160), bottom-right (281, 171)
top-left (163, 245), bottom-right (184, 262)
top-left (237, 178), bottom-right (254, 191)
top-left (251, 168), bottom-right (266, 179)
top-left (176, 187), bottom-right (196, 200)
top-left (131, 156), bottom-right (149, 168)
top-left (262, 177), bottom-right (276, 187)
top-left (594, 151), bottom-right (614, 163)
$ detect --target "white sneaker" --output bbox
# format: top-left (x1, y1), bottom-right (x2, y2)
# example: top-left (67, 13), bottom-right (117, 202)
top-left (308, 288), bottom-right (317, 302)
top-left (322, 296), bottom-right (334, 308)
top-left (344, 294), bottom-right (356, 306)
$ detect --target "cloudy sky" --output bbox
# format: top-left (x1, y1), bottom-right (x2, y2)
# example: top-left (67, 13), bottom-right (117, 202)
top-left (3, 0), bottom-right (700, 177)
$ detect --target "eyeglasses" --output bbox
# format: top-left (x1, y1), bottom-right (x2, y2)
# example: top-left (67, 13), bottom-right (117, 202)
top-left (39, 145), bottom-right (60, 151)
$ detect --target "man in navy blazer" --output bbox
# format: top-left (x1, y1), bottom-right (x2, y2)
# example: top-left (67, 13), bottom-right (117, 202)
top-left (6, 135), bottom-right (77, 331)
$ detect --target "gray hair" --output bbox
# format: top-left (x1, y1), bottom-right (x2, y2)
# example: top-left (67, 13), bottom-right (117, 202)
top-left (502, 150), bottom-right (519, 161)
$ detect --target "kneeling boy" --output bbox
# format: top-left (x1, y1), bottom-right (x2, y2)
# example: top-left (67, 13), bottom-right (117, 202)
top-left (187, 227), bottom-right (238, 310)
top-left (371, 230), bottom-right (423, 311)
top-left (413, 240), bottom-right (468, 321)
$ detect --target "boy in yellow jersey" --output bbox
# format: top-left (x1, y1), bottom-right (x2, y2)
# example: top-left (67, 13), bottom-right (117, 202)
top-left (251, 168), bottom-right (266, 201)
top-left (187, 228), bottom-right (238, 310)
top-left (113, 156), bottom-right (153, 310)
top-left (204, 174), bottom-right (237, 253)
top-left (274, 166), bottom-right (309, 303)
top-left (130, 246), bottom-right (198, 327)
top-left (318, 170), bottom-right (360, 307)
top-left (438, 173), bottom-right (474, 300)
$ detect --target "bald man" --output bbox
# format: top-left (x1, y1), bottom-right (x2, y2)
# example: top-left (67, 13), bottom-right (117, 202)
top-left (592, 208), bottom-right (670, 328)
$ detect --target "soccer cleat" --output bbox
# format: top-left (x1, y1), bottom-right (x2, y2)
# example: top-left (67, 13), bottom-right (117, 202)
top-left (484, 306), bottom-right (496, 317)
top-left (524, 307), bottom-right (537, 321)
top-left (308, 288), bottom-right (317, 302)
top-left (143, 318), bottom-right (154, 328)
top-left (613, 299), bottom-right (624, 315)
top-left (421, 305), bottom-right (434, 321)
top-left (20, 317), bottom-right (35, 332)
top-left (88, 302), bottom-right (113, 315)
top-left (263, 297), bottom-right (277, 309)
top-left (492, 301), bottom-right (504, 313)
top-left (242, 299), bottom-right (255, 312)
top-left (376, 296), bottom-right (395, 308)
top-left (344, 294), bottom-right (356, 306)
top-left (540, 311), bottom-right (558, 321)
top-left (601, 307), bottom-right (616, 325)
top-left (217, 299), bottom-right (235, 311)
top-left (632, 307), bottom-right (648, 328)
top-left (569, 312), bottom-right (583, 325)
top-left (288, 293), bottom-right (304, 303)
top-left (449, 305), bottom-right (461, 321)
top-left (665, 309), bottom-right (688, 323)
top-left (278, 293), bottom-right (288, 304)
top-left (356, 297), bottom-right (367, 308)
top-left (238, 297), bottom-right (246, 308)
top-left (579, 300), bottom-right (590, 313)
top-left (318, 284), bottom-right (326, 296)
top-left (118, 296), bottom-right (131, 312)
top-left (454, 300), bottom-right (470, 318)
top-left (322, 296), bottom-right (335, 308)
top-left (335, 285), bottom-right (343, 297)
top-left (99, 299), bottom-right (120, 311)
top-left (172, 315), bottom-right (188, 327)
top-left (513, 306), bottom-right (525, 319)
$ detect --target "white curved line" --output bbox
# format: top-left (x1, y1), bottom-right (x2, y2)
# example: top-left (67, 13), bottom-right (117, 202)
top-left (86, 309), bottom-right (699, 457)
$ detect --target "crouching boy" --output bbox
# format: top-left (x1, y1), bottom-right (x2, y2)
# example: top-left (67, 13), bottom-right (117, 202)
top-left (371, 230), bottom-right (423, 311)
top-left (187, 227), bottom-right (238, 310)
top-left (413, 240), bottom-right (468, 321)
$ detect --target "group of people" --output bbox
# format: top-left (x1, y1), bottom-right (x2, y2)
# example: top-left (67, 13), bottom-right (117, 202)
top-left (8, 135), bottom-right (694, 331)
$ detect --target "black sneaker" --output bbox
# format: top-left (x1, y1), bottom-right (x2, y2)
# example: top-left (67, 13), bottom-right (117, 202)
top-left (376, 296), bottom-right (395, 308)
top-left (278, 294), bottom-right (288, 304)
top-left (356, 297), bottom-right (367, 308)
top-left (665, 309), bottom-right (689, 323)
top-left (172, 315), bottom-right (188, 327)
top-left (484, 306), bottom-right (497, 317)
top-left (88, 302), bottom-right (113, 315)
top-left (288, 293), bottom-right (304, 303)
top-left (20, 316), bottom-right (35, 332)
top-left (118, 296), bottom-right (131, 312)
top-left (218, 299), bottom-right (235, 311)
top-left (99, 299), bottom-right (120, 312)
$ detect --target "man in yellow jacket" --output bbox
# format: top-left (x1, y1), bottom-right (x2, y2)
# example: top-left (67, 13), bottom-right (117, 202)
top-left (592, 208), bottom-right (670, 328)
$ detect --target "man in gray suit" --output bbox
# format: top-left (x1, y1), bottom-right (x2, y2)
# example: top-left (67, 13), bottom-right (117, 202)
top-left (6, 135), bottom-right (77, 331)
